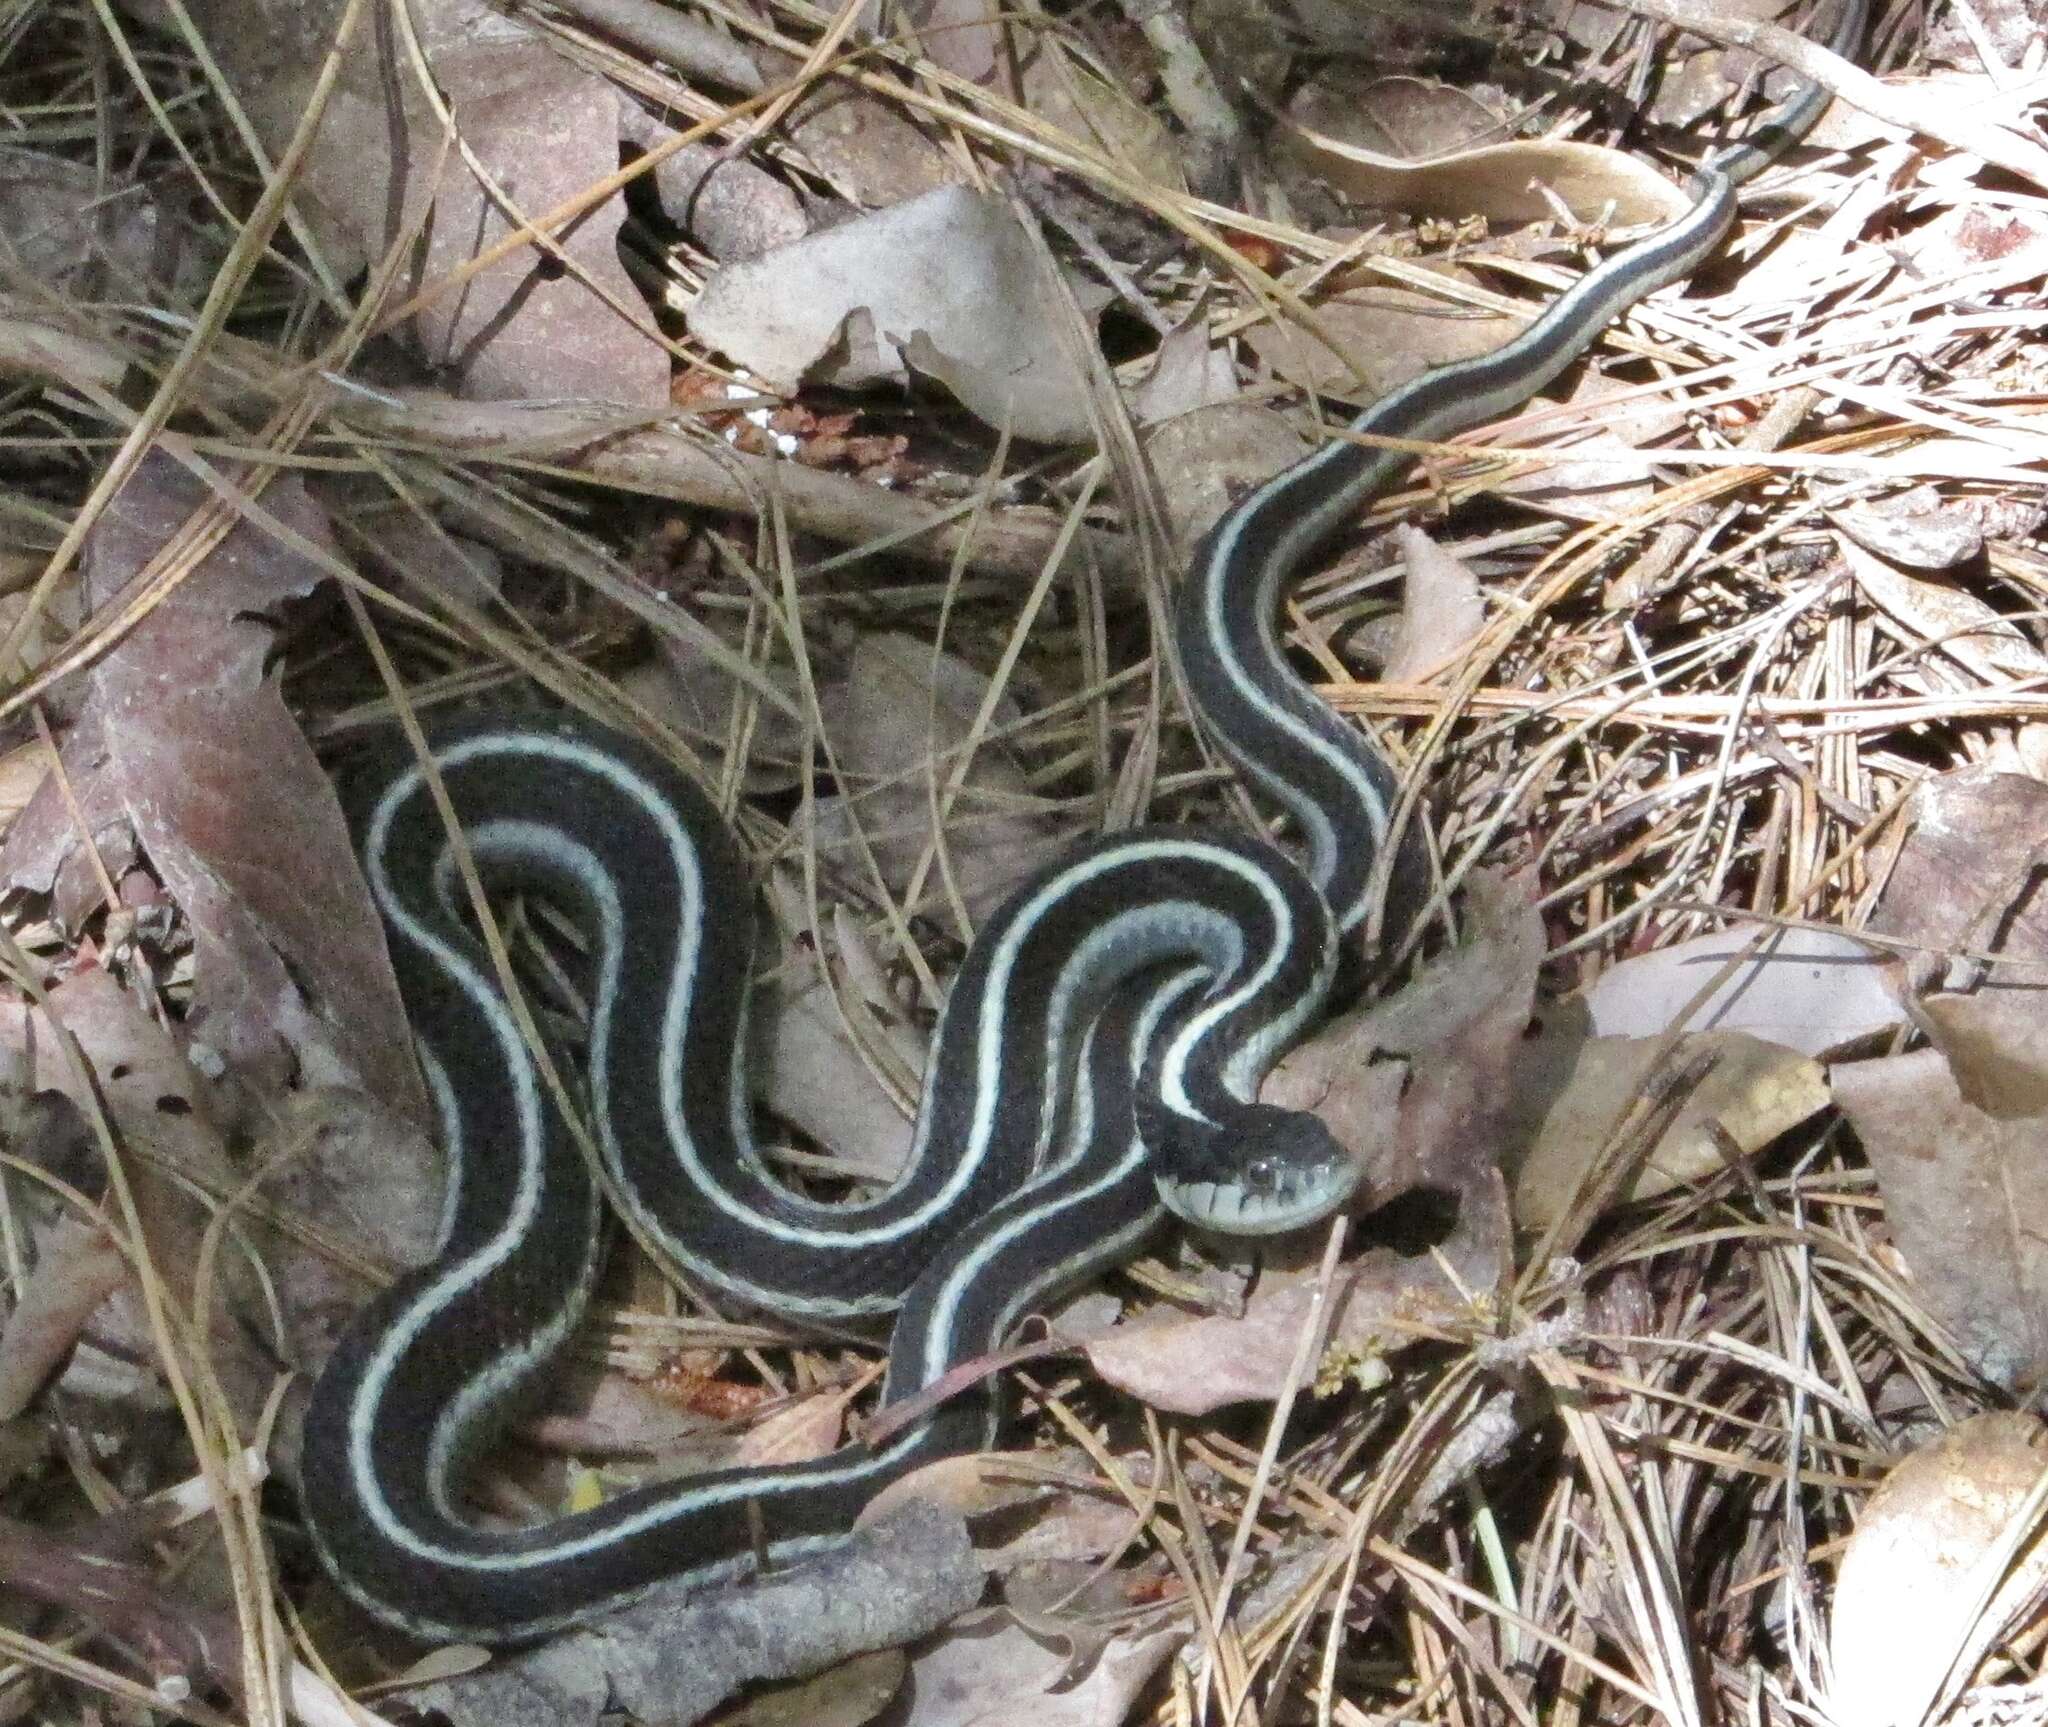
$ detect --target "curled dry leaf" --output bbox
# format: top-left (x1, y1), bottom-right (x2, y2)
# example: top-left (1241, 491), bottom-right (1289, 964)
top-left (752, 875), bottom-right (919, 1184)
top-left (1583, 925), bottom-right (1902, 1057)
top-left (1827, 1412), bottom-right (2048, 1727)
top-left (1281, 45), bottom-right (1689, 222)
top-left (755, 965), bottom-right (917, 1186)
top-left (1270, 868), bottom-right (1541, 1204)
top-left (0, 714), bottom-right (133, 929)
top-left (1506, 1027), bottom-right (1828, 1232)
top-left (1283, 113), bottom-right (1691, 228)
top-left (865, 1443), bottom-right (1139, 1572)
top-left (690, 186), bottom-right (1101, 443)
top-left (862, 1446), bottom-right (1047, 1529)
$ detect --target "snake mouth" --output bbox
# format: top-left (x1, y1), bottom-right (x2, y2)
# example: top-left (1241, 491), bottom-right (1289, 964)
top-left (1155, 1161), bottom-right (1360, 1237)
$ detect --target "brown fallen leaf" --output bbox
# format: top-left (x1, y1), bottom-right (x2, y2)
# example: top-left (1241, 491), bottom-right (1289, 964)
top-left (0, 1211), bottom-right (129, 1423)
top-left (733, 1391), bottom-right (851, 1469)
top-left (1377, 524), bottom-right (1482, 683)
top-left (0, 143), bottom-right (193, 297)
top-left (897, 1607), bottom-right (1181, 1727)
top-left (690, 186), bottom-right (1103, 443)
top-left (1827, 1412), bottom-right (2048, 1727)
top-left (1506, 1028), bottom-right (1828, 1232)
top-left (811, 633), bottom-right (1073, 927)
top-left (1831, 1047), bottom-right (2048, 1390)
top-left (1283, 117), bottom-right (1690, 228)
top-left (1868, 767), bottom-right (2048, 1116)
top-left (1242, 264), bottom-right (1530, 402)
top-left (1143, 402), bottom-right (1307, 558)
top-left (0, 713), bottom-right (137, 932)
top-left (49, 453), bottom-right (424, 1116)
top-left (1844, 537), bottom-right (2048, 691)
top-left (229, 0), bottom-right (670, 402)
top-left (862, 1445), bottom-right (1067, 1531)
top-left (1128, 320), bottom-right (1240, 429)
top-left (0, 968), bottom-right (275, 1424)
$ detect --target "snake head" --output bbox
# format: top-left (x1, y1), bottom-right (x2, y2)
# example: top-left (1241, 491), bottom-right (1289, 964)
top-left (1152, 1104), bottom-right (1360, 1237)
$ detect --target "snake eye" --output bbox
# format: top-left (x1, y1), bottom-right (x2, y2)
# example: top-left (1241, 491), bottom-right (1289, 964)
top-left (1244, 1155), bottom-right (1280, 1194)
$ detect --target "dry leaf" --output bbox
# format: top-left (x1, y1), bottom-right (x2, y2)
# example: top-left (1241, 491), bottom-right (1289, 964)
top-left (1242, 265), bottom-right (1529, 401)
top-left (1128, 320), bottom-right (1240, 428)
top-left (734, 1392), bottom-right (848, 1467)
top-left (615, 649), bottom-right (807, 798)
top-left (62, 454), bottom-right (424, 1114)
top-left (756, 967), bottom-right (917, 1185)
top-left (174, 0), bottom-right (667, 403)
top-left (1831, 1048), bottom-right (2048, 1390)
top-left (811, 633), bottom-right (1072, 925)
top-left (1018, 43), bottom-right (1182, 195)
top-left (1868, 767), bottom-right (2048, 1111)
top-left (0, 969), bottom-right (275, 1421)
top-left (1094, 880), bottom-right (1537, 1414)
top-left (0, 1212), bottom-right (128, 1422)
top-left (1507, 1029), bottom-right (1827, 1231)
top-left (1583, 925), bottom-right (1902, 1056)
top-left (1143, 402), bottom-right (1307, 557)
top-left (1828, 1412), bottom-right (2048, 1727)
top-left (1832, 485), bottom-right (1992, 572)
top-left (617, 109), bottom-right (808, 263)
top-left (1379, 524), bottom-right (1482, 681)
top-left (862, 1445), bottom-right (1060, 1530)
top-left (1284, 121), bottom-right (1690, 228)
top-left (898, 1609), bottom-right (1180, 1727)
top-left (1269, 868), bottom-right (1541, 1206)
top-left (0, 144), bottom-right (193, 296)
top-left (1844, 538), bottom-right (2048, 689)
top-left (691, 186), bottom-right (1101, 443)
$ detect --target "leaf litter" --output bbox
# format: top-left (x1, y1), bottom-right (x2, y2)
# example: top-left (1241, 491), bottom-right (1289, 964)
top-left (3, 0), bottom-right (2048, 1723)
